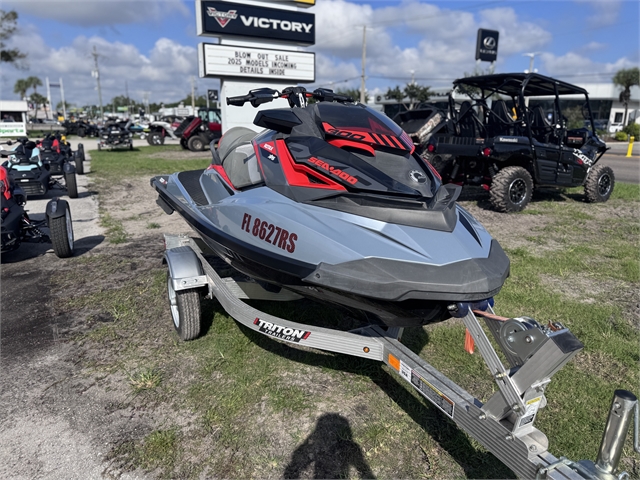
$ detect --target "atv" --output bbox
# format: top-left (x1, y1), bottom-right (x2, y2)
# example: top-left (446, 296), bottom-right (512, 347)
top-left (0, 164), bottom-right (75, 258)
top-left (1, 138), bottom-right (78, 199)
top-left (414, 73), bottom-right (611, 212)
top-left (98, 119), bottom-right (134, 151)
top-left (176, 108), bottom-right (222, 151)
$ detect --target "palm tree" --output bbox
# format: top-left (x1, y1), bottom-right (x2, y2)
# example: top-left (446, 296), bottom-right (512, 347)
top-left (30, 92), bottom-right (48, 119)
top-left (613, 68), bottom-right (640, 127)
top-left (25, 75), bottom-right (42, 94)
top-left (13, 78), bottom-right (29, 99)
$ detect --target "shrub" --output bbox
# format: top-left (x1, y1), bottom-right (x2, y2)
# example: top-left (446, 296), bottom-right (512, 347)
top-left (614, 131), bottom-right (628, 141)
top-left (623, 122), bottom-right (640, 139)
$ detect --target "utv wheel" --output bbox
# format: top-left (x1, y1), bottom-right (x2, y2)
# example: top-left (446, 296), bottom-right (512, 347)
top-left (490, 166), bottom-right (533, 213)
top-left (187, 135), bottom-right (205, 151)
top-left (50, 204), bottom-right (74, 258)
top-left (65, 171), bottom-right (78, 198)
top-left (77, 128), bottom-right (86, 138)
top-left (167, 273), bottom-right (201, 341)
top-left (179, 138), bottom-right (188, 150)
top-left (148, 132), bottom-right (164, 146)
top-left (584, 164), bottom-right (615, 203)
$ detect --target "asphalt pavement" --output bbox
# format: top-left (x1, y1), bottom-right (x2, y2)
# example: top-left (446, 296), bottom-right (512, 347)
top-left (599, 142), bottom-right (639, 184)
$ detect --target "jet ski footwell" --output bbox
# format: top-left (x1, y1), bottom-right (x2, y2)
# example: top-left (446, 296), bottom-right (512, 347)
top-left (162, 233), bottom-right (637, 480)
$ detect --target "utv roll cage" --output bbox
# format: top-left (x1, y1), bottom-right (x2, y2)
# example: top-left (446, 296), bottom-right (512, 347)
top-left (449, 72), bottom-right (597, 143)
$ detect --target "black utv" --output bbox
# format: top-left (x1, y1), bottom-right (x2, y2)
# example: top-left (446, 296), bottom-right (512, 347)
top-left (403, 73), bottom-right (612, 212)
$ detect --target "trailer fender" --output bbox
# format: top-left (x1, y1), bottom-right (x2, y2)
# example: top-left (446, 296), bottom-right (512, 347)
top-left (45, 198), bottom-right (70, 223)
top-left (164, 246), bottom-right (208, 293)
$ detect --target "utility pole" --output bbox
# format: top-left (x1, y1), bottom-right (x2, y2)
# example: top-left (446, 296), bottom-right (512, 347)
top-left (46, 77), bottom-right (52, 120)
top-left (91, 46), bottom-right (104, 121)
top-left (360, 26), bottom-right (367, 104)
top-left (190, 76), bottom-right (196, 112)
top-left (59, 77), bottom-right (66, 120)
top-left (410, 70), bottom-right (415, 85)
top-left (125, 80), bottom-right (130, 116)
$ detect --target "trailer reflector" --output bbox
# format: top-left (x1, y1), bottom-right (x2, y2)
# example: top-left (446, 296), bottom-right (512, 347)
top-left (388, 353), bottom-right (400, 371)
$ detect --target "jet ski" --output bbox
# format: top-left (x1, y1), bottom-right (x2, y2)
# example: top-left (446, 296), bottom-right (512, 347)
top-left (151, 87), bottom-right (510, 327)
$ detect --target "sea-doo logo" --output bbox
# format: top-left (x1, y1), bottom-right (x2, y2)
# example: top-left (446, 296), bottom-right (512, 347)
top-left (409, 170), bottom-right (427, 184)
top-left (206, 8), bottom-right (237, 28)
top-left (483, 37), bottom-right (496, 49)
top-left (308, 157), bottom-right (358, 185)
top-left (573, 149), bottom-right (594, 166)
top-left (253, 318), bottom-right (311, 342)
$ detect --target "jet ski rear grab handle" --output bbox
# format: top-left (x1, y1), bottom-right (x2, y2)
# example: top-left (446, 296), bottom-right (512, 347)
top-left (164, 232), bottom-right (639, 480)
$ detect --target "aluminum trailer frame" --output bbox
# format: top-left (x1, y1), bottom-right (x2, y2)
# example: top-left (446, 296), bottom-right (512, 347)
top-left (163, 233), bottom-right (638, 479)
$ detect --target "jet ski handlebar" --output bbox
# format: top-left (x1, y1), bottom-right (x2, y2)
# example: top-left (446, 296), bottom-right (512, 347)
top-left (227, 86), bottom-right (354, 109)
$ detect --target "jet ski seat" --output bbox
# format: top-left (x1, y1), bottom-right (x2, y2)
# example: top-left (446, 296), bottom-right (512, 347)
top-left (212, 127), bottom-right (262, 189)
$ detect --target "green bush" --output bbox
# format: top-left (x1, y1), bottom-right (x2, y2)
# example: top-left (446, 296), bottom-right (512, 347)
top-left (614, 131), bottom-right (628, 141)
top-left (623, 122), bottom-right (640, 139)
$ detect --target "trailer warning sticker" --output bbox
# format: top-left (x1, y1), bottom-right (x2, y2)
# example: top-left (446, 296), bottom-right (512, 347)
top-left (519, 396), bottom-right (543, 427)
top-left (410, 370), bottom-right (454, 418)
top-left (254, 318), bottom-right (310, 343)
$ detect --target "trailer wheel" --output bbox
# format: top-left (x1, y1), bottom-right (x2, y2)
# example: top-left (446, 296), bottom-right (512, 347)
top-left (167, 273), bottom-right (201, 341)
top-left (490, 166), bottom-right (533, 213)
top-left (50, 204), bottom-right (74, 258)
top-left (65, 171), bottom-right (78, 198)
top-left (584, 164), bottom-right (614, 203)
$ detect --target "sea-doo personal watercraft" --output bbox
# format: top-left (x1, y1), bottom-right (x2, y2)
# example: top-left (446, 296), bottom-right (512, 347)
top-left (151, 87), bottom-right (510, 327)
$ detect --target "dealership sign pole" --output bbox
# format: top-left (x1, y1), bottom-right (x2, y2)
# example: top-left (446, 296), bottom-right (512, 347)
top-left (196, 0), bottom-right (316, 133)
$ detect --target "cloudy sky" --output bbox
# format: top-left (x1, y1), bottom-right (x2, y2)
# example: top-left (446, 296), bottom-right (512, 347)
top-left (1, 0), bottom-right (637, 108)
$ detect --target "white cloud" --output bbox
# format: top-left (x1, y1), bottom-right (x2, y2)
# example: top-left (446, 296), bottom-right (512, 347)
top-left (540, 51), bottom-right (635, 83)
top-left (1, 26), bottom-right (203, 106)
top-left (4, 0), bottom-right (189, 27)
top-left (575, 0), bottom-right (622, 28)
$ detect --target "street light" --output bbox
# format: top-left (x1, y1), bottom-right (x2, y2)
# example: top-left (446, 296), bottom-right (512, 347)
top-left (523, 52), bottom-right (541, 74)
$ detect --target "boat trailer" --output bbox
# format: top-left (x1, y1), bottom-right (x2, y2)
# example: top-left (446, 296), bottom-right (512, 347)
top-left (163, 233), bottom-right (639, 479)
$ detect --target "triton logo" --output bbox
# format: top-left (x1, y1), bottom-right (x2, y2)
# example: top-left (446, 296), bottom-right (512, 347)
top-left (206, 8), bottom-right (237, 28)
top-left (253, 318), bottom-right (310, 342)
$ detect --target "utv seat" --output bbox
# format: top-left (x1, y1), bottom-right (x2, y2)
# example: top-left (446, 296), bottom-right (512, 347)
top-left (456, 101), bottom-right (485, 138)
top-left (487, 100), bottom-right (516, 137)
top-left (530, 106), bottom-right (553, 144)
top-left (212, 127), bottom-right (262, 189)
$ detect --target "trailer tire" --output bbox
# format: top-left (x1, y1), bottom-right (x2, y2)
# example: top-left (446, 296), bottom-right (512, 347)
top-left (167, 273), bottom-right (201, 341)
top-left (490, 166), bottom-right (533, 212)
top-left (65, 171), bottom-right (78, 198)
top-left (50, 204), bottom-right (74, 258)
top-left (584, 164), bottom-right (614, 203)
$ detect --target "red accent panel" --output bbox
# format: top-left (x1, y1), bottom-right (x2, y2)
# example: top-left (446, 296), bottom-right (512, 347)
top-left (0, 166), bottom-right (11, 200)
top-left (425, 160), bottom-right (441, 181)
top-left (275, 139), bottom-right (346, 191)
top-left (211, 165), bottom-right (236, 190)
top-left (327, 138), bottom-right (375, 155)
